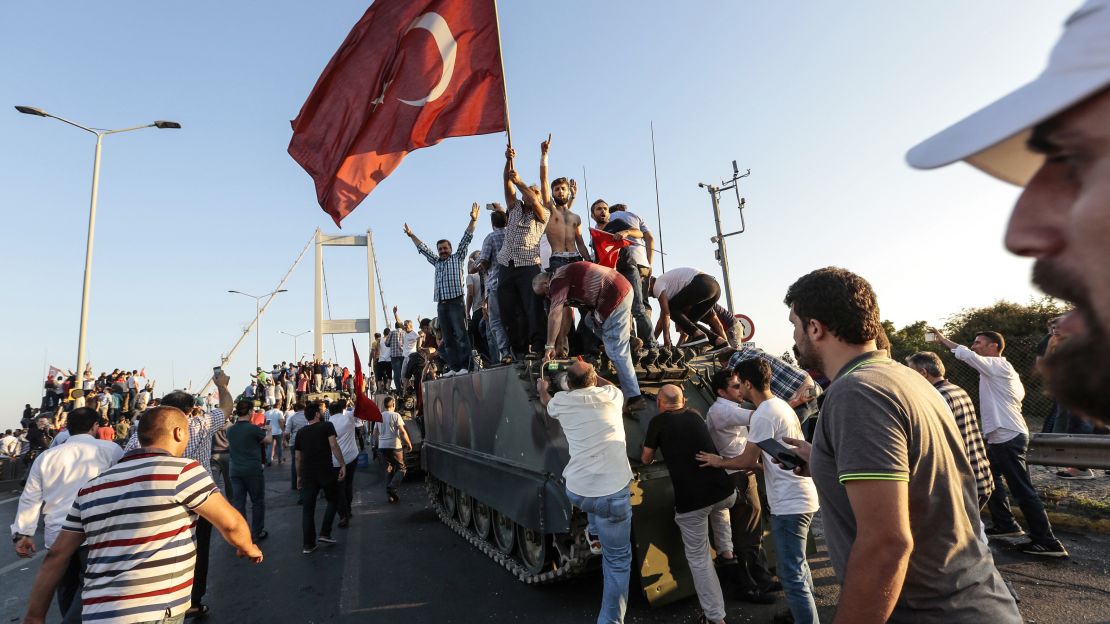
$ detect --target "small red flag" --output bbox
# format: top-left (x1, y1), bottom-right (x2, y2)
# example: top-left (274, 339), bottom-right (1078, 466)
top-left (289, 0), bottom-right (508, 226)
top-left (590, 228), bottom-right (632, 269)
top-left (352, 341), bottom-right (383, 423)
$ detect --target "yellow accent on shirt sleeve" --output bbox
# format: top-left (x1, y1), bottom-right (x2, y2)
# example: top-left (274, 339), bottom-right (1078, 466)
top-left (838, 472), bottom-right (909, 484)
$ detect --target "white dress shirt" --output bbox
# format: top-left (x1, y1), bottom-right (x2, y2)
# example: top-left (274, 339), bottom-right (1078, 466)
top-left (953, 345), bottom-right (1027, 443)
top-left (705, 397), bottom-right (754, 475)
top-left (12, 434), bottom-right (123, 547)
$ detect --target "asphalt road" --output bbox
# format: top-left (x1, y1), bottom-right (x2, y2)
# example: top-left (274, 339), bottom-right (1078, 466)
top-left (0, 463), bottom-right (1106, 623)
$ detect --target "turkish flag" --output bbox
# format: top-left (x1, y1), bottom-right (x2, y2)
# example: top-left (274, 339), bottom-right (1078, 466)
top-left (590, 228), bottom-right (632, 269)
top-left (352, 341), bottom-right (382, 423)
top-left (289, 0), bottom-right (507, 226)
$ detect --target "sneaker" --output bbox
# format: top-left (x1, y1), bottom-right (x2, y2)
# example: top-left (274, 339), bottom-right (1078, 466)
top-left (302, 545), bottom-right (317, 554)
top-left (586, 532), bottom-right (602, 555)
top-left (1018, 540), bottom-right (1069, 558)
top-left (318, 535), bottom-right (337, 545)
top-left (1056, 468), bottom-right (1096, 480)
top-left (388, 490), bottom-right (400, 503)
top-left (985, 526), bottom-right (1025, 539)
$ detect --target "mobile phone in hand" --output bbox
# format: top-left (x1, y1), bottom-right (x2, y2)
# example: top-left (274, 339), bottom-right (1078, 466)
top-left (755, 438), bottom-right (806, 472)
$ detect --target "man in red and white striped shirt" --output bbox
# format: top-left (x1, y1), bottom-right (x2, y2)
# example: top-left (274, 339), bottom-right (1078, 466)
top-left (22, 406), bottom-right (262, 624)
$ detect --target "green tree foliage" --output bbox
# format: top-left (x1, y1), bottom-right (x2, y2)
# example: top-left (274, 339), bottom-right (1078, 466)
top-left (883, 296), bottom-right (1068, 427)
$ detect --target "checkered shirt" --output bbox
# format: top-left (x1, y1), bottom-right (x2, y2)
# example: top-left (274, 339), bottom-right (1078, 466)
top-left (417, 226), bottom-right (475, 301)
top-left (934, 379), bottom-right (995, 503)
top-left (728, 346), bottom-right (808, 401)
top-left (386, 331), bottom-right (404, 358)
top-left (479, 228), bottom-right (506, 290)
top-left (124, 407), bottom-right (226, 473)
top-left (496, 201), bottom-right (544, 267)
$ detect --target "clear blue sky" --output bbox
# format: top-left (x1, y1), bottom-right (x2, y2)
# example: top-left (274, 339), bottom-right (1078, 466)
top-left (0, 1), bottom-right (1071, 425)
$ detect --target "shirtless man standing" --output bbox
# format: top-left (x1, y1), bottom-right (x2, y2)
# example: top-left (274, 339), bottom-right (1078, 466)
top-left (539, 134), bottom-right (591, 356)
top-left (539, 134), bottom-right (591, 270)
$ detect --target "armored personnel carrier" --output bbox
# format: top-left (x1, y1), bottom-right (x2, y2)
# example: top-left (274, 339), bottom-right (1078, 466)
top-left (422, 351), bottom-right (720, 607)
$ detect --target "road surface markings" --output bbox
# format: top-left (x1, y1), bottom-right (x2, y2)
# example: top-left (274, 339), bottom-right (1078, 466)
top-left (0, 495), bottom-right (22, 506)
top-left (0, 549), bottom-right (44, 576)
top-left (339, 489), bottom-right (365, 615)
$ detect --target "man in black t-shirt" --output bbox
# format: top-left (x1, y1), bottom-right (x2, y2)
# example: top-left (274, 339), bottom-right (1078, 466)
top-left (642, 385), bottom-right (737, 624)
top-left (294, 401), bottom-right (347, 554)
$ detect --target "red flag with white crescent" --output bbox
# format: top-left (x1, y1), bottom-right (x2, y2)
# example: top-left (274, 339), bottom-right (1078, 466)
top-left (589, 228), bottom-right (632, 269)
top-left (289, 0), bottom-right (507, 226)
top-left (352, 341), bottom-right (382, 423)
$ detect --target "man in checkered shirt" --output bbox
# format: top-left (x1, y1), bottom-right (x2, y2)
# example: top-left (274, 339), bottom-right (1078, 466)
top-left (495, 144), bottom-right (548, 360)
top-left (122, 370), bottom-right (232, 619)
top-left (403, 202), bottom-right (480, 376)
top-left (905, 352), bottom-right (995, 507)
top-left (727, 344), bottom-right (817, 416)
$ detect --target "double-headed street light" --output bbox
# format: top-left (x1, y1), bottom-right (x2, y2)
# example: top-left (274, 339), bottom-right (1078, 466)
top-left (16, 105), bottom-right (181, 405)
top-left (280, 330), bottom-right (310, 363)
top-left (228, 289), bottom-right (288, 372)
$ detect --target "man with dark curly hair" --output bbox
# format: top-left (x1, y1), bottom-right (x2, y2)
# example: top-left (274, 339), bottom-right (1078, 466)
top-left (781, 267), bottom-right (1020, 623)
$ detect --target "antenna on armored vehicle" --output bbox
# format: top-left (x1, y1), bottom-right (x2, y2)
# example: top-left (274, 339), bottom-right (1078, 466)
top-left (698, 160), bottom-right (750, 315)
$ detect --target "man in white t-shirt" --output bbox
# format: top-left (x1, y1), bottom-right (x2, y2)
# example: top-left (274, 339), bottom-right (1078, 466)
top-left (705, 369), bottom-right (775, 603)
top-left (649, 267), bottom-right (729, 350)
top-left (328, 400), bottom-right (360, 526)
top-left (373, 396), bottom-right (412, 503)
top-left (264, 405), bottom-right (285, 466)
top-left (538, 361), bottom-right (633, 624)
top-left (930, 327), bottom-right (1064, 555)
top-left (394, 309), bottom-right (421, 391)
top-left (700, 358), bottom-right (821, 624)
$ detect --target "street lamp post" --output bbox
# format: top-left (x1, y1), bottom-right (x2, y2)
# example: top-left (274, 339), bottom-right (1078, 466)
top-left (280, 330), bottom-right (310, 363)
top-left (229, 289), bottom-right (288, 372)
top-left (16, 106), bottom-right (180, 405)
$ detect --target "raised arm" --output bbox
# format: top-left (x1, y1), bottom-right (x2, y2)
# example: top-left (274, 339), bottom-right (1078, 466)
top-left (508, 170), bottom-right (547, 223)
top-left (455, 203), bottom-right (480, 258)
top-left (540, 134), bottom-right (553, 208)
top-left (504, 145), bottom-right (517, 208)
top-left (214, 371), bottom-right (233, 419)
top-left (404, 224), bottom-right (437, 265)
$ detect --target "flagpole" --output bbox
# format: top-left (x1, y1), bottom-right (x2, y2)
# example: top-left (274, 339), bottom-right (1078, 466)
top-left (651, 121), bottom-right (665, 273)
top-left (492, 0), bottom-right (513, 149)
top-left (582, 166), bottom-right (589, 208)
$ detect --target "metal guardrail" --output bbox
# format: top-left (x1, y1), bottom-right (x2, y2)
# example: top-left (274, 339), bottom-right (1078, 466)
top-left (1027, 433), bottom-right (1110, 470)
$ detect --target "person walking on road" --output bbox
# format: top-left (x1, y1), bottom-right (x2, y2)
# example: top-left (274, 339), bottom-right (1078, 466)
top-left (539, 360), bottom-right (633, 624)
top-left (227, 399), bottom-right (271, 543)
top-left (264, 403), bottom-right (285, 466)
top-left (21, 406), bottom-right (262, 624)
top-left (295, 401), bottom-right (347, 553)
top-left (11, 407), bottom-right (122, 624)
top-left (929, 327), bottom-right (1067, 557)
top-left (373, 396), bottom-right (412, 503)
top-left (328, 399), bottom-right (360, 527)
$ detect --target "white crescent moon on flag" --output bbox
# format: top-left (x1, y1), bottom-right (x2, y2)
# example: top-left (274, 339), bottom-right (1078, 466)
top-left (398, 12), bottom-right (457, 107)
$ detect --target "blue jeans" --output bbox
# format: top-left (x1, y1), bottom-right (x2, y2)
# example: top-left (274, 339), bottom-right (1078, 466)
top-left (585, 291), bottom-right (640, 398)
top-left (437, 296), bottom-right (470, 371)
top-left (566, 485), bottom-right (632, 624)
top-left (230, 474), bottom-right (266, 539)
top-left (486, 283), bottom-right (510, 361)
top-left (986, 433), bottom-right (1057, 544)
top-left (617, 264), bottom-right (656, 350)
top-left (770, 513), bottom-right (818, 624)
top-left (391, 357), bottom-right (404, 392)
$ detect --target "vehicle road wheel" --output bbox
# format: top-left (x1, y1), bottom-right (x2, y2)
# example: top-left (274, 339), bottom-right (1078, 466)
top-left (443, 484), bottom-right (457, 520)
top-left (492, 509), bottom-right (515, 555)
top-left (473, 501), bottom-right (492, 540)
top-left (516, 524), bottom-right (550, 575)
top-left (456, 490), bottom-right (473, 529)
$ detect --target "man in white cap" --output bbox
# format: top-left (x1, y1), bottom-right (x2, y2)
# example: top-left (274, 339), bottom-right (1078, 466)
top-left (907, 0), bottom-right (1110, 428)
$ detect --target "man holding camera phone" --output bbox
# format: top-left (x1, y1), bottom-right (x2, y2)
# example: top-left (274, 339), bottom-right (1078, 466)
top-left (698, 358), bottom-right (821, 623)
top-left (778, 268), bottom-right (1019, 623)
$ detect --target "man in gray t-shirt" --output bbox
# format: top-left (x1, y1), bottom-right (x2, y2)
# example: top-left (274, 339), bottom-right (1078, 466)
top-left (783, 267), bottom-right (1019, 623)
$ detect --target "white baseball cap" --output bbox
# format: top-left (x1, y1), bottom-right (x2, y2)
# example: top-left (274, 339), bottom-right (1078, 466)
top-left (906, 0), bottom-right (1110, 186)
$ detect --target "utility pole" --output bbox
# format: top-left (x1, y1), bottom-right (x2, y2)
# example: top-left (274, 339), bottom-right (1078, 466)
top-left (698, 161), bottom-right (751, 315)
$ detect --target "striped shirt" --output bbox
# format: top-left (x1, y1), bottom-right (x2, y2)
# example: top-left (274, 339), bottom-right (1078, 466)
top-left (496, 201), bottom-right (545, 267)
top-left (62, 448), bottom-right (218, 624)
top-left (415, 225), bottom-right (475, 301)
top-left (548, 262), bottom-right (631, 322)
top-left (386, 331), bottom-right (404, 358)
top-left (479, 228), bottom-right (506, 290)
top-left (934, 379), bottom-right (995, 504)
